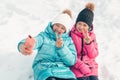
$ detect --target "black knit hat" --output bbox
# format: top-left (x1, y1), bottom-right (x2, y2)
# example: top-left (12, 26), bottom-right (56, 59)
top-left (76, 3), bottom-right (94, 31)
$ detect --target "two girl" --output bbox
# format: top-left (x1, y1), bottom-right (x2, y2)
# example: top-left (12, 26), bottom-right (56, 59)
top-left (18, 2), bottom-right (99, 80)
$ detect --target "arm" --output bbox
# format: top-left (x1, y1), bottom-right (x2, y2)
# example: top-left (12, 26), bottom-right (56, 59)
top-left (72, 58), bottom-right (91, 74)
top-left (56, 38), bottom-right (77, 66)
top-left (33, 33), bottom-right (44, 49)
top-left (17, 32), bottom-right (44, 54)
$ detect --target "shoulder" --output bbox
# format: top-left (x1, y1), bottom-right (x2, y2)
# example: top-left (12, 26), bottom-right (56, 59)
top-left (89, 31), bottom-right (97, 43)
top-left (37, 31), bottom-right (49, 37)
top-left (89, 31), bottom-right (96, 38)
top-left (63, 36), bottom-right (74, 45)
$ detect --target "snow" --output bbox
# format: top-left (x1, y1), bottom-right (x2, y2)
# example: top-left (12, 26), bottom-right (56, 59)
top-left (0, 0), bottom-right (120, 80)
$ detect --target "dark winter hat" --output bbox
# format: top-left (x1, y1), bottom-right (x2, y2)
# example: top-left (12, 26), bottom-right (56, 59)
top-left (76, 3), bottom-right (95, 31)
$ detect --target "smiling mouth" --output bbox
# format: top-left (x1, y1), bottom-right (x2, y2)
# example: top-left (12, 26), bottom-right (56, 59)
top-left (54, 30), bottom-right (61, 34)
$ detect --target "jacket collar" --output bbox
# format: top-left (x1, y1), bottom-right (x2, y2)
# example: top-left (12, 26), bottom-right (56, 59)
top-left (71, 25), bottom-right (84, 38)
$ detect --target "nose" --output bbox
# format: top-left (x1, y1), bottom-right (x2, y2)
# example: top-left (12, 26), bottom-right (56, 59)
top-left (57, 28), bottom-right (62, 33)
top-left (80, 25), bottom-right (84, 29)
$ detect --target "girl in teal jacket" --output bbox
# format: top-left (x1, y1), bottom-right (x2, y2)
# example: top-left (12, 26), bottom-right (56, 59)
top-left (18, 9), bottom-right (77, 80)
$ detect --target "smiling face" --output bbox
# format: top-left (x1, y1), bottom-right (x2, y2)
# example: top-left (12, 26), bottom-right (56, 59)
top-left (52, 23), bottom-right (66, 34)
top-left (76, 21), bottom-right (89, 33)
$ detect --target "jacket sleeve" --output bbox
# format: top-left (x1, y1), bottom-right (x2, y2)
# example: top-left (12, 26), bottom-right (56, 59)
top-left (84, 33), bottom-right (98, 59)
top-left (33, 33), bottom-right (44, 49)
top-left (17, 39), bottom-right (26, 52)
top-left (56, 38), bottom-right (77, 66)
top-left (17, 32), bottom-right (44, 52)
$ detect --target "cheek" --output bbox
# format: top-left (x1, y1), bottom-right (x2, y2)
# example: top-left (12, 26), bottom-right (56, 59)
top-left (52, 26), bottom-right (56, 31)
top-left (63, 30), bottom-right (66, 33)
top-left (76, 25), bottom-right (82, 31)
top-left (60, 30), bottom-right (65, 34)
top-left (76, 27), bottom-right (80, 31)
top-left (85, 27), bottom-right (89, 31)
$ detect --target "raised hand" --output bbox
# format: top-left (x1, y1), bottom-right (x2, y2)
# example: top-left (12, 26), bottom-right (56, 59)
top-left (56, 33), bottom-right (63, 48)
top-left (82, 28), bottom-right (91, 44)
top-left (20, 35), bottom-right (35, 55)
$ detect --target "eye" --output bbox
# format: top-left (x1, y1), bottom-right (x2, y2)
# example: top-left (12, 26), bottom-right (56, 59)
top-left (77, 22), bottom-right (83, 27)
top-left (61, 26), bottom-right (65, 30)
top-left (83, 24), bottom-right (87, 27)
top-left (82, 23), bottom-right (88, 27)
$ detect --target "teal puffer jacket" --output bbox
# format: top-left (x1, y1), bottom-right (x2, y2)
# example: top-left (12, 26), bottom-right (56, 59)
top-left (18, 22), bottom-right (77, 80)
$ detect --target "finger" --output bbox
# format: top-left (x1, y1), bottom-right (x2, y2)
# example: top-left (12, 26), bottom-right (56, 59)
top-left (58, 33), bottom-right (62, 38)
top-left (57, 39), bottom-right (62, 45)
top-left (56, 33), bottom-right (58, 39)
top-left (22, 49), bottom-right (32, 55)
top-left (84, 28), bottom-right (89, 38)
top-left (82, 29), bottom-right (87, 37)
top-left (58, 37), bottom-right (62, 41)
top-left (25, 50), bottom-right (32, 54)
top-left (58, 42), bottom-right (63, 47)
top-left (20, 44), bottom-right (32, 55)
top-left (57, 39), bottom-right (63, 44)
top-left (21, 44), bottom-right (31, 53)
top-left (59, 41), bottom-right (63, 45)
top-left (58, 34), bottom-right (62, 42)
top-left (24, 38), bottom-right (31, 47)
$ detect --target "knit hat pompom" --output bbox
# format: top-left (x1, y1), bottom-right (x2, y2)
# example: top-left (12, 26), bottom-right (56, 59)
top-left (62, 9), bottom-right (72, 18)
top-left (52, 9), bottom-right (72, 32)
top-left (85, 2), bottom-right (95, 12)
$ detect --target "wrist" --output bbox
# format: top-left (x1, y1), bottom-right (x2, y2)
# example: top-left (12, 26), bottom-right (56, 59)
top-left (85, 40), bottom-right (90, 44)
top-left (85, 40), bottom-right (95, 45)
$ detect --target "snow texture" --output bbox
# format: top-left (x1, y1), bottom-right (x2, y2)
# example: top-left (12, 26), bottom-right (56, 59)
top-left (0, 0), bottom-right (120, 80)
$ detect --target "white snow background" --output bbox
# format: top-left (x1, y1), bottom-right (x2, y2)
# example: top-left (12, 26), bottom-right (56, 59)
top-left (0, 0), bottom-right (120, 80)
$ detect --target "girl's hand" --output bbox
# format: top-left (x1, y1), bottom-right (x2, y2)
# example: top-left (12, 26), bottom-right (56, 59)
top-left (20, 44), bottom-right (33, 55)
top-left (82, 29), bottom-right (91, 44)
top-left (56, 33), bottom-right (63, 48)
top-left (20, 35), bottom-right (35, 55)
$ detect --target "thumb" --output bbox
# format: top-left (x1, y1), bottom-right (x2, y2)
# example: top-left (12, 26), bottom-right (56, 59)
top-left (82, 28), bottom-right (89, 38)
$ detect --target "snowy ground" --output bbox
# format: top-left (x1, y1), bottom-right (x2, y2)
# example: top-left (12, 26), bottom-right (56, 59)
top-left (0, 0), bottom-right (120, 80)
